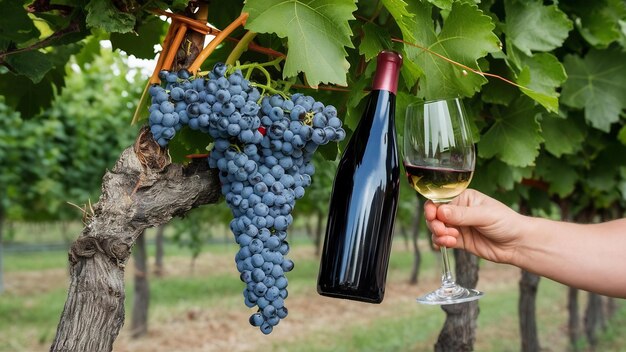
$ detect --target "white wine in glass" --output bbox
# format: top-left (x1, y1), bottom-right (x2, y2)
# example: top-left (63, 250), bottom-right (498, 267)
top-left (403, 97), bottom-right (483, 305)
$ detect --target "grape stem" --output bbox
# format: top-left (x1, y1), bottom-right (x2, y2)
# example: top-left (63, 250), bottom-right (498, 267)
top-left (226, 31), bottom-right (258, 66)
top-left (231, 57), bottom-right (289, 99)
top-left (188, 12), bottom-right (250, 74)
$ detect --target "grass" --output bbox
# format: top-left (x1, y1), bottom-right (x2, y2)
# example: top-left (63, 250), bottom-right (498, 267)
top-left (1, 225), bottom-right (625, 352)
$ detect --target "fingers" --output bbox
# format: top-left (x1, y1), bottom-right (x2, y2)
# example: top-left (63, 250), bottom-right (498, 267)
top-left (424, 200), bottom-right (437, 221)
top-left (429, 218), bottom-right (461, 248)
top-left (437, 203), bottom-right (488, 228)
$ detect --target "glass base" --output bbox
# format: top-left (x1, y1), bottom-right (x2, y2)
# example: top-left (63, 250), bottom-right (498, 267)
top-left (416, 284), bottom-right (483, 305)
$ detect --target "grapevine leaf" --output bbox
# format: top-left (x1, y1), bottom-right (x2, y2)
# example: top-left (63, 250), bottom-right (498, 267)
top-left (5, 50), bottom-right (53, 83)
top-left (206, 0), bottom-right (248, 31)
top-left (318, 142), bottom-right (339, 161)
top-left (478, 96), bottom-right (543, 167)
top-left (619, 20), bottom-right (626, 49)
top-left (243, 0), bottom-right (357, 87)
top-left (167, 127), bottom-right (212, 163)
top-left (515, 53), bottom-right (567, 113)
top-left (381, 0), bottom-right (413, 37)
top-left (534, 154), bottom-right (577, 197)
top-left (110, 17), bottom-right (167, 59)
top-left (587, 142), bottom-right (626, 193)
top-left (85, 0), bottom-right (136, 34)
top-left (541, 114), bottom-right (586, 157)
top-left (169, 0), bottom-right (189, 12)
top-left (504, 0), bottom-right (572, 55)
top-left (426, 0), bottom-right (453, 11)
top-left (403, 1), bottom-right (501, 99)
top-left (618, 125), bottom-right (626, 146)
top-left (400, 54), bottom-right (423, 91)
top-left (564, 0), bottom-right (626, 49)
top-left (0, 1), bottom-right (40, 43)
top-left (486, 159), bottom-right (532, 191)
top-left (379, 0), bottom-right (423, 90)
top-left (344, 73), bottom-right (370, 131)
top-left (561, 48), bottom-right (626, 132)
top-left (359, 23), bottom-right (392, 61)
top-left (395, 91), bottom-right (422, 152)
top-left (481, 59), bottom-right (517, 106)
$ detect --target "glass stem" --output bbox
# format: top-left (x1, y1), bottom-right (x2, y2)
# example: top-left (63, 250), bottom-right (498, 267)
top-left (440, 246), bottom-right (456, 287)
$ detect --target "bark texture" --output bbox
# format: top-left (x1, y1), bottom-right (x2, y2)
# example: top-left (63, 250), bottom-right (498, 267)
top-left (567, 286), bottom-right (580, 350)
top-left (50, 128), bottom-right (220, 352)
top-left (584, 293), bottom-right (604, 348)
top-left (154, 224), bottom-right (165, 277)
top-left (131, 231), bottom-right (149, 338)
top-left (434, 249), bottom-right (480, 352)
top-left (519, 270), bottom-right (541, 352)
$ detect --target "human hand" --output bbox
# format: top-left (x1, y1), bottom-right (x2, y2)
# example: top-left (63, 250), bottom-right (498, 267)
top-left (424, 189), bottom-right (526, 265)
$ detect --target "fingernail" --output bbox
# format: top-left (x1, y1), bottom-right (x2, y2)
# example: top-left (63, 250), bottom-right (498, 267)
top-left (442, 207), bottom-right (451, 218)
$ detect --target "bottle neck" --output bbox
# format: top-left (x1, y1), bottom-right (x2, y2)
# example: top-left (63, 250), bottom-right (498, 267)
top-left (371, 51), bottom-right (402, 94)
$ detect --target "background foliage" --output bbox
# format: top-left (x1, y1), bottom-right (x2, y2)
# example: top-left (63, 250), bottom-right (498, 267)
top-left (2, 0), bottom-right (625, 219)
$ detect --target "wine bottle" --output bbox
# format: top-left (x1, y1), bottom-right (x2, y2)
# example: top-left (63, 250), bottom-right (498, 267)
top-left (317, 50), bottom-right (402, 303)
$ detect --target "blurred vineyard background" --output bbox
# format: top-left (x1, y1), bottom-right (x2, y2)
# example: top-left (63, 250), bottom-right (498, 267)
top-left (2, 221), bottom-right (626, 351)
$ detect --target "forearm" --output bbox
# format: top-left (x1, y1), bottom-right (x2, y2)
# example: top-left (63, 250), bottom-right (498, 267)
top-left (512, 217), bottom-right (626, 298)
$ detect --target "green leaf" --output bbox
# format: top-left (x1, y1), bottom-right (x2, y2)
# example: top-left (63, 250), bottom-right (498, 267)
top-left (243, 0), bottom-right (357, 87)
top-left (167, 127), bottom-right (212, 163)
top-left (0, 0), bottom-right (40, 43)
top-left (379, 0), bottom-right (425, 90)
top-left (566, 0), bottom-right (626, 49)
top-left (404, 1), bottom-right (501, 99)
top-left (344, 73), bottom-right (370, 131)
top-left (481, 59), bottom-right (518, 106)
top-left (504, 0), bottom-right (572, 55)
top-left (486, 159), bottom-right (532, 191)
top-left (618, 125), bottom-right (626, 146)
top-left (561, 48), bottom-right (626, 132)
top-left (85, 0), bottom-right (136, 33)
top-left (540, 114), bottom-right (586, 157)
top-left (110, 17), bottom-right (166, 59)
top-left (478, 96), bottom-right (543, 167)
top-left (318, 142), bottom-right (339, 161)
top-left (359, 23), bottom-right (392, 61)
top-left (516, 53), bottom-right (567, 113)
top-left (534, 154), bottom-right (577, 197)
top-left (426, 0), bottom-right (453, 11)
top-left (586, 141), bottom-right (626, 193)
top-left (5, 50), bottom-right (53, 83)
top-left (381, 0), bottom-right (413, 37)
top-left (399, 54), bottom-right (423, 90)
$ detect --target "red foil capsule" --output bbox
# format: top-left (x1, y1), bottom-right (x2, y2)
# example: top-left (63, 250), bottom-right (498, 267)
top-left (371, 50), bottom-right (403, 95)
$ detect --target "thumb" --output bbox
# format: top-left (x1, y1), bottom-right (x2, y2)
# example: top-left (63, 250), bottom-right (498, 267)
top-left (437, 204), bottom-right (489, 227)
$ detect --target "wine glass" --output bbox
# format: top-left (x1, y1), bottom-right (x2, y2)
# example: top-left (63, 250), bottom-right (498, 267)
top-left (403, 97), bottom-right (483, 305)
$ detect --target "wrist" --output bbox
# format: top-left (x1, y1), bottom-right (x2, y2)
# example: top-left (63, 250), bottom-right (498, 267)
top-left (507, 213), bottom-right (538, 268)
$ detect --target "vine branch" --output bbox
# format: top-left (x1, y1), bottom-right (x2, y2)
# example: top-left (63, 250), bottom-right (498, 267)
top-left (188, 12), bottom-right (249, 73)
top-left (0, 21), bottom-right (81, 60)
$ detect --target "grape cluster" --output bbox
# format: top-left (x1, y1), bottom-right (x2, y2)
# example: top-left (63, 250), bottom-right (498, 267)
top-left (147, 63), bottom-right (345, 334)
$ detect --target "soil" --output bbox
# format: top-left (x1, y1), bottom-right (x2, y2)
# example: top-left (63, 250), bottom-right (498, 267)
top-left (113, 260), bottom-right (520, 352)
